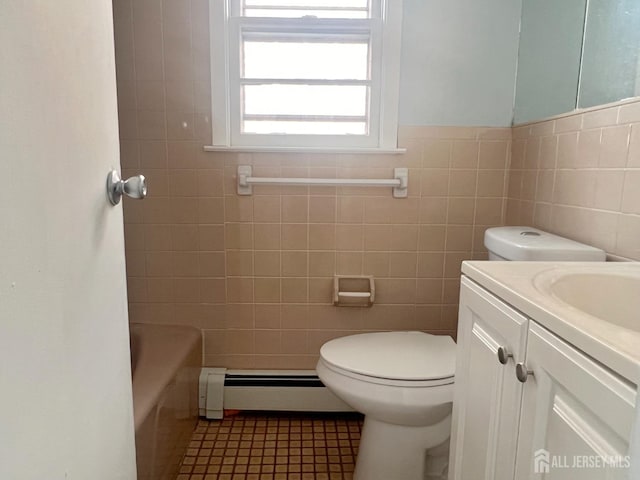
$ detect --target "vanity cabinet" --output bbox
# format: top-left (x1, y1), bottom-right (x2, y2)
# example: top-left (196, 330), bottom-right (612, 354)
top-left (449, 277), bottom-right (528, 480)
top-left (514, 321), bottom-right (635, 479)
top-left (450, 276), bottom-right (637, 480)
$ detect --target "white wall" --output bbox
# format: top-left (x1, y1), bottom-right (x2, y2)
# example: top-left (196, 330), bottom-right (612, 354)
top-left (398, 0), bottom-right (522, 127)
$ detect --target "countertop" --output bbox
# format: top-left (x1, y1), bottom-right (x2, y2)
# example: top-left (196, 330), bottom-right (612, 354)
top-left (461, 261), bottom-right (640, 385)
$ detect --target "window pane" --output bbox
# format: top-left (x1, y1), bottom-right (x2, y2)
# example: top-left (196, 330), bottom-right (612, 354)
top-left (243, 40), bottom-right (369, 80)
top-left (243, 9), bottom-right (368, 18)
top-left (243, 84), bottom-right (368, 116)
top-left (244, 120), bottom-right (366, 135)
top-left (245, 0), bottom-right (368, 7)
top-left (242, 0), bottom-right (369, 18)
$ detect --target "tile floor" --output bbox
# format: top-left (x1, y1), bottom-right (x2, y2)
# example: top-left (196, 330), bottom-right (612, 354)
top-left (176, 412), bottom-right (364, 480)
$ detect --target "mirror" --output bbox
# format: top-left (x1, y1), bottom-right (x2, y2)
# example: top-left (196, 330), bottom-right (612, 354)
top-left (514, 0), bottom-right (640, 124)
top-left (579, 0), bottom-right (640, 108)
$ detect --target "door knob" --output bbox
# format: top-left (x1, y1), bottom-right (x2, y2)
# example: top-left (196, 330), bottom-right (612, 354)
top-left (497, 346), bottom-right (513, 365)
top-left (107, 170), bottom-right (147, 206)
top-left (515, 362), bottom-right (534, 383)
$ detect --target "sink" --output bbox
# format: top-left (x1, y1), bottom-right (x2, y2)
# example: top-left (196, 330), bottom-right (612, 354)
top-left (534, 268), bottom-right (640, 332)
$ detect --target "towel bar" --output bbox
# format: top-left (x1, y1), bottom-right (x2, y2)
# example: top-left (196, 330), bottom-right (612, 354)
top-left (237, 165), bottom-right (408, 198)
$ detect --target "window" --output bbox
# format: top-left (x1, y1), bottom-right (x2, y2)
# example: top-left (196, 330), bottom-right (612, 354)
top-left (209, 0), bottom-right (403, 151)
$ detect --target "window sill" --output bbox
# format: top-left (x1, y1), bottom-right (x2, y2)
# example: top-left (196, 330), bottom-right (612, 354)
top-left (203, 145), bottom-right (407, 155)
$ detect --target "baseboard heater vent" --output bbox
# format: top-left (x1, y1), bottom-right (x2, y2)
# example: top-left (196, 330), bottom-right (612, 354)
top-left (224, 373), bottom-right (325, 388)
top-left (199, 369), bottom-right (354, 419)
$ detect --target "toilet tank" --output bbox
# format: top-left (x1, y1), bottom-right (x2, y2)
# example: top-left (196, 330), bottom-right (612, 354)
top-left (484, 227), bottom-right (606, 261)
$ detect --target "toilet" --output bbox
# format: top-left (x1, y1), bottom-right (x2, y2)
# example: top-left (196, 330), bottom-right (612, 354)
top-left (316, 226), bottom-right (606, 480)
top-left (317, 331), bottom-right (455, 480)
top-left (484, 226), bottom-right (606, 261)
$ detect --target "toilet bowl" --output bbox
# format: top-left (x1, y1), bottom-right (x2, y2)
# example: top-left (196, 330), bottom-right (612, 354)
top-left (316, 331), bottom-right (456, 480)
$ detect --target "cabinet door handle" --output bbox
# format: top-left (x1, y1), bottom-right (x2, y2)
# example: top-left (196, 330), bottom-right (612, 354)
top-left (497, 346), bottom-right (513, 365)
top-left (515, 362), bottom-right (533, 383)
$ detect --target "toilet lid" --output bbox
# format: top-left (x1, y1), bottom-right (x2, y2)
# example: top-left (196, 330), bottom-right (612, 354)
top-left (319, 331), bottom-right (456, 381)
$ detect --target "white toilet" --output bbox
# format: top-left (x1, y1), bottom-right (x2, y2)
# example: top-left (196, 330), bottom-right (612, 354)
top-left (317, 331), bottom-right (455, 480)
top-left (484, 226), bottom-right (606, 262)
top-left (317, 226), bottom-right (606, 480)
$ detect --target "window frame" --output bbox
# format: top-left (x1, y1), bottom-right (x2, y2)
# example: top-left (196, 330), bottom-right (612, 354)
top-left (208, 0), bottom-right (403, 152)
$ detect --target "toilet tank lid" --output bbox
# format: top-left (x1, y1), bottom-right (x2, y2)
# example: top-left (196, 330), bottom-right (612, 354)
top-left (484, 227), bottom-right (606, 261)
top-left (319, 331), bottom-right (456, 381)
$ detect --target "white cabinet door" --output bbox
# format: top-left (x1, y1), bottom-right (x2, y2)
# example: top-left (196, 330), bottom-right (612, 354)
top-left (514, 322), bottom-right (636, 480)
top-left (449, 277), bottom-right (529, 480)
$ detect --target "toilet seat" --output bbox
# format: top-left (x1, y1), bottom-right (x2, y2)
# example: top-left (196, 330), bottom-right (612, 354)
top-left (319, 331), bottom-right (455, 386)
top-left (319, 358), bottom-right (454, 388)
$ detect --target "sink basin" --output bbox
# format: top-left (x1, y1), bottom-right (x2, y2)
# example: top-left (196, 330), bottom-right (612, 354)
top-left (535, 269), bottom-right (640, 332)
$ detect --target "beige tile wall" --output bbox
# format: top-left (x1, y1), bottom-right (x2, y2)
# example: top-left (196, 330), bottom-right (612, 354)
top-left (112, 0), bottom-right (510, 368)
top-left (507, 99), bottom-right (640, 261)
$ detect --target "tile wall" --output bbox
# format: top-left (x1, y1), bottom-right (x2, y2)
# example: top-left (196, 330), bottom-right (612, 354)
top-left (112, 0), bottom-right (510, 368)
top-left (507, 99), bottom-right (640, 261)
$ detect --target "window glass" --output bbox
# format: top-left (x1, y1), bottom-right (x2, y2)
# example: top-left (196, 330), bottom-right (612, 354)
top-left (243, 84), bottom-right (368, 116)
top-left (243, 40), bottom-right (369, 80)
top-left (242, 0), bottom-right (370, 18)
top-left (244, 120), bottom-right (366, 135)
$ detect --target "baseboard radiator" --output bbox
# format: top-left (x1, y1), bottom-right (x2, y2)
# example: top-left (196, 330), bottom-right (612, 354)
top-left (199, 369), bottom-right (354, 419)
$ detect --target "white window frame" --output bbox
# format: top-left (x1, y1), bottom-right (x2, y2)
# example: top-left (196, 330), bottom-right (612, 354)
top-left (207, 0), bottom-right (404, 153)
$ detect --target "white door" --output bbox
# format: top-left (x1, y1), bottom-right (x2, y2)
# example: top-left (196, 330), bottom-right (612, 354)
top-left (514, 322), bottom-right (636, 479)
top-left (0, 2), bottom-right (137, 479)
top-left (449, 277), bottom-right (529, 480)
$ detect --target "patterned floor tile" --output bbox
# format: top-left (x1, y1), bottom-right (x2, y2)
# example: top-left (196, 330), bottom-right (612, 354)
top-left (176, 412), bottom-right (363, 480)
